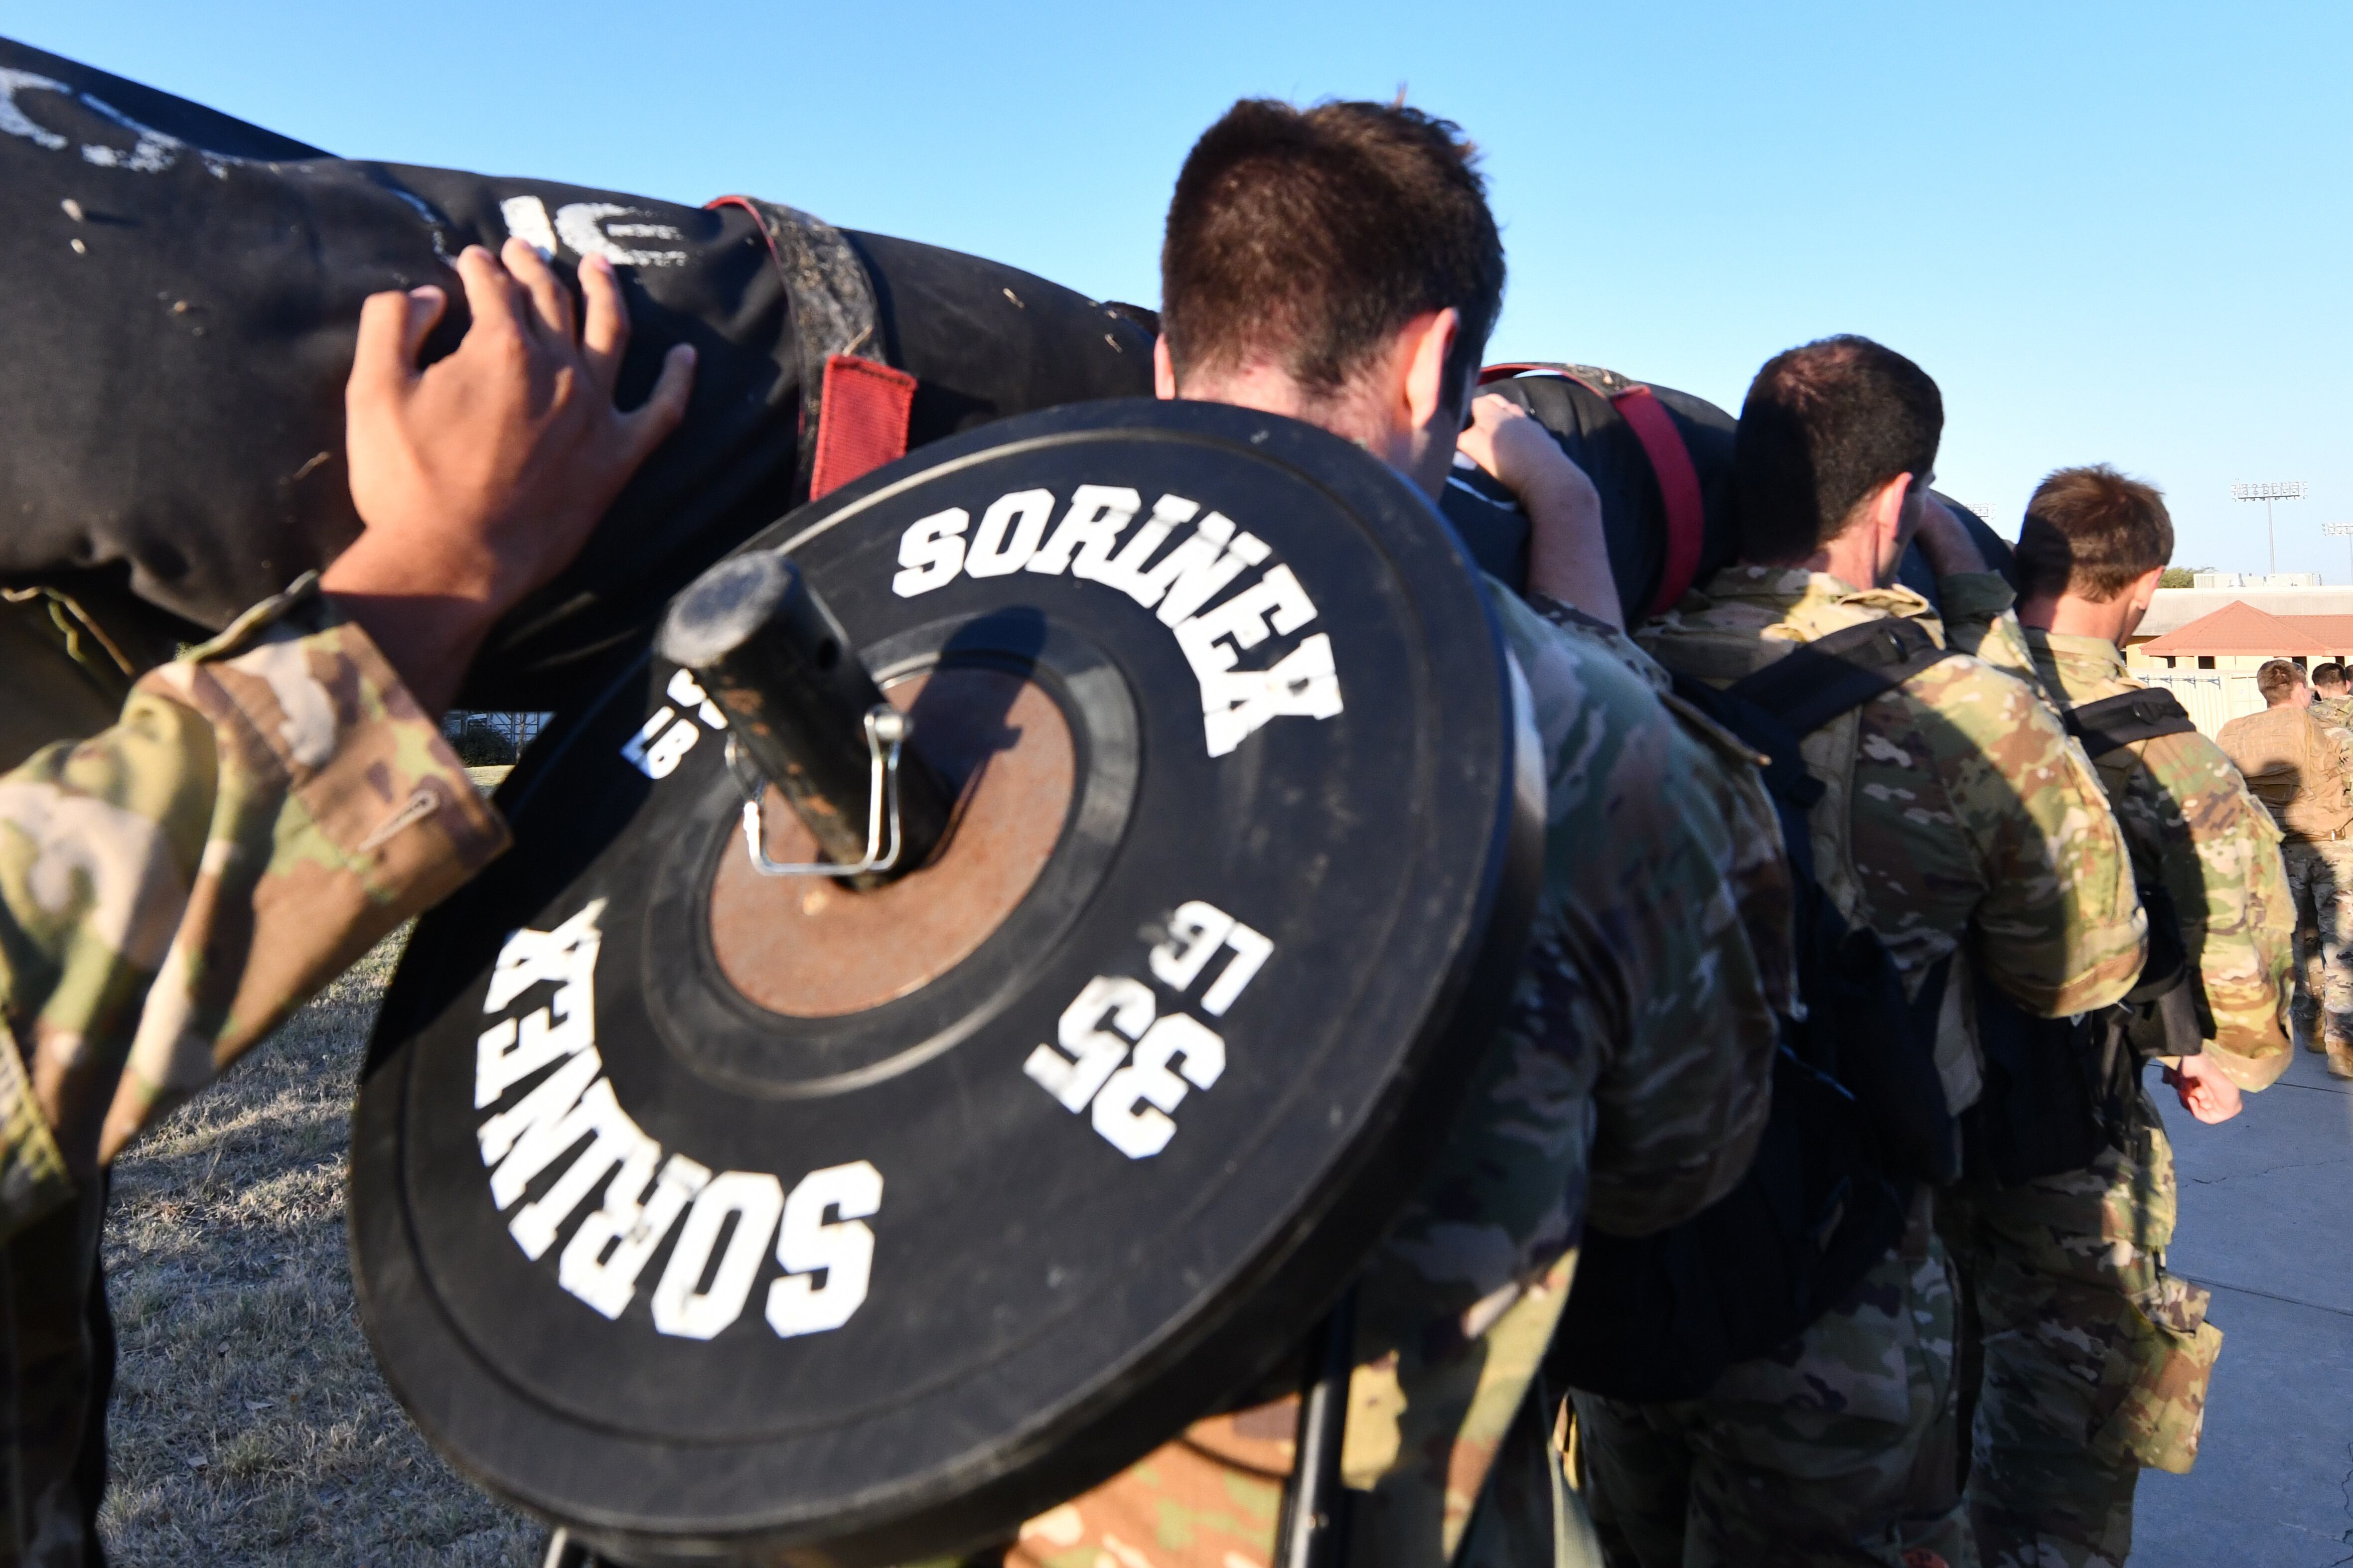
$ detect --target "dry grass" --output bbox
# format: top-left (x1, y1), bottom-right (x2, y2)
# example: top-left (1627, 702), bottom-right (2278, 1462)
top-left (98, 929), bottom-right (543, 1567)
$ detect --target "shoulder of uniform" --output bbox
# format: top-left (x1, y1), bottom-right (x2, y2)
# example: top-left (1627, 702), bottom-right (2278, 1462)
top-left (2066, 665), bottom-right (2147, 702)
top-left (2129, 724), bottom-right (2240, 782)
top-left (1897, 649), bottom-right (2053, 714)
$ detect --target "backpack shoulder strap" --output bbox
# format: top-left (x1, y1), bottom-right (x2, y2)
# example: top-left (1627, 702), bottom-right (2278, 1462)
top-left (2061, 688), bottom-right (2197, 759)
top-left (1668, 673), bottom-right (1821, 810)
top-left (1724, 617), bottom-right (1957, 738)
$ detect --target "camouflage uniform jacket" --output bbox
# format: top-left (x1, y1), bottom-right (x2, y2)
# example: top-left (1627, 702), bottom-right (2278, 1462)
top-left (2023, 629), bottom-right (2294, 1090)
top-left (2215, 704), bottom-right (2353, 840)
top-left (1639, 567), bottom-right (2146, 1112)
top-left (1008, 589), bottom-right (1790, 1568)
top-left (2311, 693), bottom-right (2353, 733)
top-left (0, 576), bottom-right (509, 1241)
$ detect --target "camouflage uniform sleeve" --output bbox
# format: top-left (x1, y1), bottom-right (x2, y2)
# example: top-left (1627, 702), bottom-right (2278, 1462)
top-left (2119, 733), bottom-right (2295, 1088)
top-left (1336, 591), bottom-right (1780, 1561)
top-left (1499, 590), bottom-right (1782, 1233)
top-left (1521, 588), bottom-right (1670, 694)
top-left (0, 576), bottom-right (508, 1240)
top-left (1903, 658), bottom-right (2147, 1015)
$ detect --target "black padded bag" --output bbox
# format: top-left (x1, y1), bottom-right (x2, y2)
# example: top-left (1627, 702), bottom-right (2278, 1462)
top-left (0, 36), bottom-right (1151, 710)
top-left (1447, 364), bottom-right (2019, 622)
top-left (1442, 368), bottom-right (1736, 612)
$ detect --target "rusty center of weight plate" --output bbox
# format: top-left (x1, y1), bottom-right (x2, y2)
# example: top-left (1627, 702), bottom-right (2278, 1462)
top-left (707, 665), bottom-right (1076, 1016)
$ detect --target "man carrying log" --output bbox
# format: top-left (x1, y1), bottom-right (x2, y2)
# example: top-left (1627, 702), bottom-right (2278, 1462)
top-left (1613, 337), bottom-right (2148, 1568)
top-left (0, 239), bottom-right (692, 1566)
top-left (1938, 464), bottom-right (2295, 1567)
top-left (996, 96), bottom-right (1793, 1568)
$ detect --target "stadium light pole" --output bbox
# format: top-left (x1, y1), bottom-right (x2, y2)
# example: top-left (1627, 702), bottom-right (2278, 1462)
top-left (2234, 480), bottom-right (2308, 576)
top-left (2326, 522), bottom-right (2353, 586)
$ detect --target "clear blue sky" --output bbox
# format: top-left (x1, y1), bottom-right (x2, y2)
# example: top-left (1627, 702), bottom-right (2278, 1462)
top-left (9, 2), bottom-right (2348, 577)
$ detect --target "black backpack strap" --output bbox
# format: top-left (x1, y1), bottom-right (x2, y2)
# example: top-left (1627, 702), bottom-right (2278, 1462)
top-left (2061, 689), bottom-right (2197, 759)
top-left (1724, 617), bottom-right (1958, 738)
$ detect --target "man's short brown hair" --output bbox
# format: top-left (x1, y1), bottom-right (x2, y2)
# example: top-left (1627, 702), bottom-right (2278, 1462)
top-left (2259, 658), bottom-right (2307, 704)
top-left (1161, 99), bottom-right (1504, 405)
top-left (2314, 661), bottom-right (2349, 691)
top-left (2013, 465), bottom-right (2174, 601)
top-left (1733, 336), bottom-right (1943, 563)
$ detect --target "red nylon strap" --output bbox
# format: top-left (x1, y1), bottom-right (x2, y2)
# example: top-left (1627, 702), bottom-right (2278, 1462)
top-left (1607, 385), bottom-right (1706, 616)
top-left (1477, 363), bottom-right (1707, 616)
top-left (809, 354), bottom-right (916, 499)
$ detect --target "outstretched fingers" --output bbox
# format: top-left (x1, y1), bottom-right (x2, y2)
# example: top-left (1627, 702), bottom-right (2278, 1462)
top-left (503, 236), bottom-right (576, 344)
top-left (578, 252), bottom-right (631, 393)
top-left (350, 285), bottom-right (446, 409)
top-left (616, 343), bottom-right (697, 470)
top-left (452, 244), bottom-right (530, 353)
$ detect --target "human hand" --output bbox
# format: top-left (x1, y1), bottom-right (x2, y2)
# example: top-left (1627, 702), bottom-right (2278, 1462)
top-left (2161, 1053), bottom-right (2243, 1125)
top-left (321, 239), bottom-right (697, 714)
top-left (1457, 395), bottom-right (1592, 511)
top-left (1458, 395), bottom-right (1622, 628)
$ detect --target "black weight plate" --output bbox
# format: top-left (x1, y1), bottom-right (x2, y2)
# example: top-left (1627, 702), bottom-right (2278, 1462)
top-left (351, 398), bottom-right (1542, 1566)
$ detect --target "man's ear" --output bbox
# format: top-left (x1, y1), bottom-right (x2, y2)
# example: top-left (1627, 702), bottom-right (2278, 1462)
top-left (1154, 335), bottom-right (1177, 400)
top-left (2127, 565), bottom-right (2165, 613)
top-left (1870, 472), bottom-right (1915, 552)
top-left (1402, 308), bottom-right (1461, 433)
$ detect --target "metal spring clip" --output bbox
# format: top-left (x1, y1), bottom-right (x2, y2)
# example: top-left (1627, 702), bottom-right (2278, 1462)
top-left (728, 705), bottom-right (911, 877)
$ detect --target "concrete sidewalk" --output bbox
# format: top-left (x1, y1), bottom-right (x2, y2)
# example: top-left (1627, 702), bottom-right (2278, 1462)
top-left (2131, 1045), bottom-right (2353, 1566)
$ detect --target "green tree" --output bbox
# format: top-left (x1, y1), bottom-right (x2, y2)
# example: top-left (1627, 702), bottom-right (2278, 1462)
top-left (2158, 566), bottom-right (2213, 588)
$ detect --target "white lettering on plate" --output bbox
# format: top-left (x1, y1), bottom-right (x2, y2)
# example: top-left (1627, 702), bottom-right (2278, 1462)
top-left (1024, 898), bottom-right (1270, 1157)
top-left (890, 484), bottom-right (1343, 756)
top-left (474, 902), bottom-right (882, 1338)
top-left (620, 670), bottom-right (730, 780)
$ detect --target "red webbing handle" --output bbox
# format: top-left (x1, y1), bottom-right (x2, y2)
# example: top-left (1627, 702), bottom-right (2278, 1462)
top-left (1607, 385), bottom-right (1706, 616)
top-left (809, 354), bottom-right (916, 499)
top-left (1477, 364), bottom-right (1708, 616)
top-left (705, 194), bottom-right (917, 499)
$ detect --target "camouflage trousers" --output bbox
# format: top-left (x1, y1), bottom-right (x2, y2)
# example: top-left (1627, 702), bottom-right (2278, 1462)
top-left (2281, 837), bottom-right (2353, 1061)
top-left (1006, 1402), bottom-right (1292, 1568)
top-left (0, 1177), bottom-right (113, 1568)
top-left (1937, 1098), bottom-right (2220, 1568)
top-left (1571, 1201), bottom-right (1974, 1568)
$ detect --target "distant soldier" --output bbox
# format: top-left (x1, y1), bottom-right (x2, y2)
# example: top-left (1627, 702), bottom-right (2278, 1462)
top-left (2311, 661), bottom-right (2353, 732)
top-left (1002, 98), bottom-right (1791, 1568)
top-left (1938, 464), bottom-right (2294, 1567)
top-left (0, 243), bottom-right (695, 1564)
top-left (1611, 336), bottom-right (2147, 1568)
top-left (2218, 659), bottom-right (2353, 1077)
